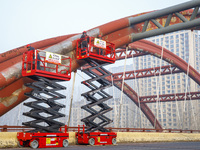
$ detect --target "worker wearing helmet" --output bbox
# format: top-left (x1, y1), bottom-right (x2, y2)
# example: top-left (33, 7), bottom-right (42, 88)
top-left (26, 44), bottom-right (41, 70)
top-left (27, 44), bottom-right (35, 51)
top-left (80, 31), bottom-right (89, 55)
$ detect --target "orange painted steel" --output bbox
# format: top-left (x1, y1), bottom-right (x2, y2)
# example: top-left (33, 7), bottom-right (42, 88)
top-left (0, 9), bottom-right (199, 119)
top-left (129, 39), bottom-right (200, 85)
top-left (112, 65), bottom-right (182, 80)
top-left (140, 91), bottom-right (200, 103)
top-left (0, 34), bottom-right (76, 90)
top-left (0, 34), bottom-right (75, 64)
top-left (0, 78), bottom-right (32, 116)
top-left (113, 39), bottom-right (200, 86)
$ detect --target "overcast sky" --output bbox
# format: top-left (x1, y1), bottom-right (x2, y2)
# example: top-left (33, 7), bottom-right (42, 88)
top-left (0, 0), bottom-right (190, 53)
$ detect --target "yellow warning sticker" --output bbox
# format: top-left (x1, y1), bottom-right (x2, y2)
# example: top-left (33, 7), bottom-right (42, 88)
top-left (46, 138), bottom-right (51, 144)
top-left (46, 52), bottom-right (61, 64)
top-left (94, 38), bottom-right (106, 49)
top-left (98, 137), bottom-right (100, 142)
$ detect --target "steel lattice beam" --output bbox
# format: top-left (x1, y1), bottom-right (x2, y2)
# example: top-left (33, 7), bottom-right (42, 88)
top-left (140, 91), bottom-right (200, 103)
top-left (115, 48), bottom-right (148, 60)
top-left (129, 1), bottom-right (200, 42)
top-left (112, 65), bottom-right (182, 81)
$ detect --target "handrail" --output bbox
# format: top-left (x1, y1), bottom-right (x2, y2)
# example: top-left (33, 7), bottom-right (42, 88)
top-left (76, 36), bottom-right (115, 63)
top-left (0, 125), bottom-right (199, 133)
top-left (22, 49), bottom-right (71, 80)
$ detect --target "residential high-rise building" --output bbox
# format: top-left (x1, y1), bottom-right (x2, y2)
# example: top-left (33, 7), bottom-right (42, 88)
top-left (136, 30), bottom-right (200, 130)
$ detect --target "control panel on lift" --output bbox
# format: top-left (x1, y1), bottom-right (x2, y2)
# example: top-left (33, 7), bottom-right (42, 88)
top-left (76, 36), bottom-right (116, 63)
top-left (22, 49), bottom-right (71, 81)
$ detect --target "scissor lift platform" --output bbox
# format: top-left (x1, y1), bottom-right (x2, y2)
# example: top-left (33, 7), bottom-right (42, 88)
top-left (76, 36), bottom-right (115, 64)
top-left (22, 49), bottom-right (71, 81)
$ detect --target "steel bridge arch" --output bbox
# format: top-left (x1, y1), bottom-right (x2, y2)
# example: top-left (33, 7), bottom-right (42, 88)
top-left (114, 39), bottom-right (200, 85)
top-left (1, 1), bottom-right (200, 90)
top-left (1, 1), bottom-right (200, 125)
top-left (109, 39), bottom-right (200, 129)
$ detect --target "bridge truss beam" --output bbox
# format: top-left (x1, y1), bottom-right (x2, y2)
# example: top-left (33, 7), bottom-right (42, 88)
top-left (128, 39), bottom-right (200, 85)
top-left (112, 65), bottom-right (182, 81)
top-left (129, 1), bottom-right (200, 42)
top-left (115, 48), bottom-right (148, 60)
top-left (140, 91), bottom-right (200, 103)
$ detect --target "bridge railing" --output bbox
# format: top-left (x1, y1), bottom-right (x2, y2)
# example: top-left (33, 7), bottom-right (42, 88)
top-left (0, 125), bottom-right (200, 133)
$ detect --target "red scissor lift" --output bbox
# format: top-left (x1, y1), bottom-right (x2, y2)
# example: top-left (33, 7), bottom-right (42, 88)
top-left (76, 36), bottom-right (115, 63)
top-left (22, 49), bottom-right (71, 81)
top-left (76, 35), bottom-right (117, 145)
top-left (17, 49), bottom-right (71, 148)
top-left (17, 126), bottom-right (69, 148)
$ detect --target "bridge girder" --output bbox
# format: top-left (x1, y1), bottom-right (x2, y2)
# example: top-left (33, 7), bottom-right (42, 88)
top-left (115, 48), bottom-right (147, 60)
top-left (140, 92), bottom-right (200, 103)
top-left (0, 1), bottom-right (200, 130)
top-left (112, 65), bottom-right (182, 81)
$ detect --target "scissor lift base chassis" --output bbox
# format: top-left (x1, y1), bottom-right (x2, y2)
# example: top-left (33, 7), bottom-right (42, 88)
top-left (76, 132), bottom-right (117, 145)
top-left (17, 132), bottom-right (69, 148)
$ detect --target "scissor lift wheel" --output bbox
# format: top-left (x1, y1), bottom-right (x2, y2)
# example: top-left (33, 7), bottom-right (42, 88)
top-left (30, 140), bottom-right (39, 149)
top-left (89, 138), bottom-right (95, 145)
top-left (63, 139), bottom-right (69, 147)
top-left (112, 138), bottom-right (117, 145)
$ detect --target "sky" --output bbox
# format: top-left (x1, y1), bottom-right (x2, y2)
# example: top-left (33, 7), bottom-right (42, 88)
top-left (0, 0), bottom-right (190, 53)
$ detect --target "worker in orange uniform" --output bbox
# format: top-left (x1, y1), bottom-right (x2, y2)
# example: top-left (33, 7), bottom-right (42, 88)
top-left (26, 44), bottom-right (41, 70)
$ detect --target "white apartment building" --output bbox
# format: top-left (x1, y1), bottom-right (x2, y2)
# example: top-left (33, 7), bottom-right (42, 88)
top-left (138, 30), bottom-right (200, 130)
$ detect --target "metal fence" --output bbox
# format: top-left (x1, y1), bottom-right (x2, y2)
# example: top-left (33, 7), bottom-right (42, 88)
top-left (0, 125), bottom-right (200, 133)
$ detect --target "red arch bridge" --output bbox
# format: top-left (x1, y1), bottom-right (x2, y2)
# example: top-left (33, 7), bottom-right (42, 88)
top-left (0, 0), bottom-right (200, 131)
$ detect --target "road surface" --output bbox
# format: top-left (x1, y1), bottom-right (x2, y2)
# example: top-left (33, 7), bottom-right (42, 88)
top-left (5, 142), bottom-right (200, 150)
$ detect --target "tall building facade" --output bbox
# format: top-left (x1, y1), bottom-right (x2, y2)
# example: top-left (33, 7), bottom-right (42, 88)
top-left (137, 30), bottom-right (200, 130)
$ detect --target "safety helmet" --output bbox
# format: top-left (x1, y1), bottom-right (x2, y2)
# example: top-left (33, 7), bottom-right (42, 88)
top-left (26, 44), bottom-right (31, 48)
top-left (83, 31), bottom-right (86, 34)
